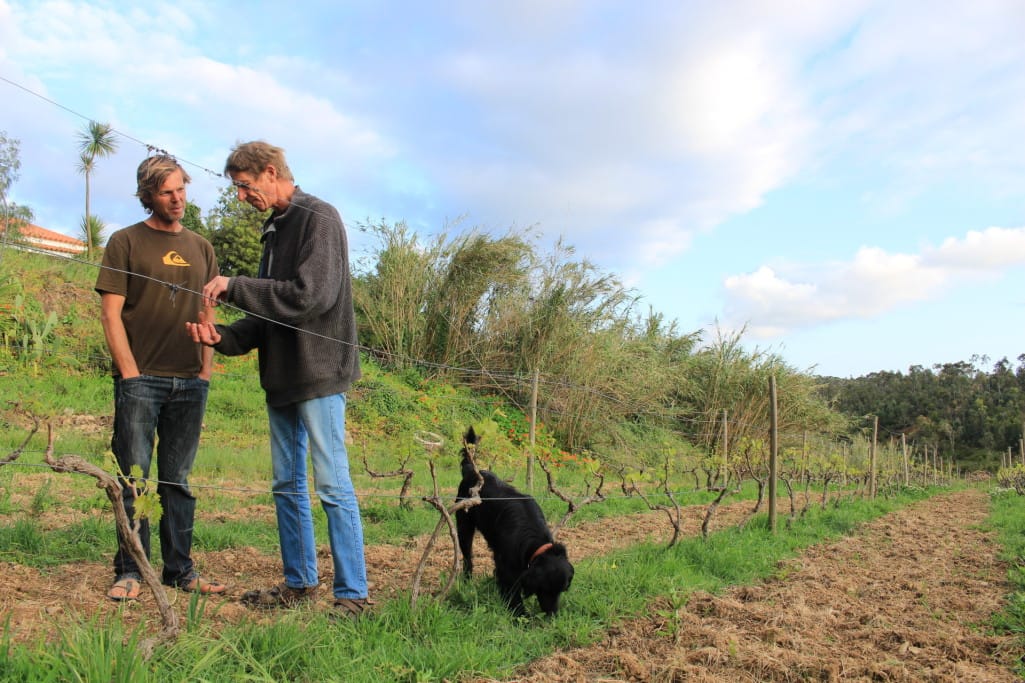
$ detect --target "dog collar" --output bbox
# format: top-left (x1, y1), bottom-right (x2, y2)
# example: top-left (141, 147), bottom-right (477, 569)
top-left (529, 542), bottom-right (554, 564)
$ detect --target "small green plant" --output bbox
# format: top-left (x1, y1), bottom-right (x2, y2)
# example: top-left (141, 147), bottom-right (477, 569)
top-left (0, 275), bottom-right (20, 355)
top-left (0, 463), bottom-right (13, 513)
top-left (29, 478), bottom-right (53, 516)
top-left (1, 518), bottom-right (45, 557)
top-left (25, 309), bottom-right (58, 359)
top-left (106, 450), bottom-right (163, 527)
top-left (184, 591), bottom-right (214, 633)
top-left (3, 294), bottom-right (60, 370)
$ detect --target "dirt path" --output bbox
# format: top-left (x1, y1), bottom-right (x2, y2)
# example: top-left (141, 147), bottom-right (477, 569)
top-left (483, 488), bottom-right (1019, 682)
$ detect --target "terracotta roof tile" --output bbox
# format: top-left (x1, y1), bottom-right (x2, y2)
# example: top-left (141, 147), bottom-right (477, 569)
top-left (1, 222), bottom-right (87, 255)
top-left (6, 223), bottom-right (86, 246)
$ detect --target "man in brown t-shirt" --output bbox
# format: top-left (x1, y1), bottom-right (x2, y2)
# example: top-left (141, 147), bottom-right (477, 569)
top-left (95, 155), bottom-right (224, 601)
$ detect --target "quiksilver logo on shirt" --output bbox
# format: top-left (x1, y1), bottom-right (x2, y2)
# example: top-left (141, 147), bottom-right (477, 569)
top-left (162, 251), bottom-right (190, 266)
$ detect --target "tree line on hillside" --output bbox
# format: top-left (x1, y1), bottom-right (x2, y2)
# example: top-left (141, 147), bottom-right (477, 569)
top-left (817, 357), bottom-right (1025, 471)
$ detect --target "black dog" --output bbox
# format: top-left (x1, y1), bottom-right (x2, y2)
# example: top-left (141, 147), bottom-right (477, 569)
top-left (455, 426), bottom-right (574, 616)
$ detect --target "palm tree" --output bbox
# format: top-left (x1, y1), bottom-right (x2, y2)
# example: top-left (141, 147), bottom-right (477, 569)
top-left (76, 121), bottom-right (118, 259)
top-left (79, 214), bottom-right (106, 257)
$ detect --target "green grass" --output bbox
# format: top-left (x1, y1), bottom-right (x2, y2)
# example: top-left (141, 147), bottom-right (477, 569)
top-left (192, 518), bottom-right (281, 555)
top-left (0, 515), bottom-right (110, 566)
top-left (1, 486), bottom-right (944, 682)
top-left (986, 488), bottom-right (1025, 678)
top-left (33, 614), bottom-right (152, 683)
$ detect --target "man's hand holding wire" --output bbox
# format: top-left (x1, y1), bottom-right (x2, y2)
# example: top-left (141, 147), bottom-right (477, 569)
top-left (201, 275), bottom-right (230, 307)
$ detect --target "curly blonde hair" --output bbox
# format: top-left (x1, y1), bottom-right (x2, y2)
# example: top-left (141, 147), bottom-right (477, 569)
top-left (136, 155), bottom-right (190, 212)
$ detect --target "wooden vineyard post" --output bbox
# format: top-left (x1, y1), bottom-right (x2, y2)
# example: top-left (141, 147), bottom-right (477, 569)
top-left (842, 441), bottom-right (848, 487)
top-left (922, 445), bottom-right (928, 485)
top-left (869, 415), bottom-right (878, 499)
top-left (801, 430), bottom-right (808, 485)
top-left (768, 375), bottom-right (778, 534)
top-left (527, 367), bottom-right (538, 493)
top-left (901, 432), bottom-right (909, 487)
top-left (720, 409), bottom-right (728, 487)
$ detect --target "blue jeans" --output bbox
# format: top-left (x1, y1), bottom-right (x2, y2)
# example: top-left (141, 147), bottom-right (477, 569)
top-left (111, 375), bottom-right (208, 587)
top-left (267, 393), bottom-right (368, 600)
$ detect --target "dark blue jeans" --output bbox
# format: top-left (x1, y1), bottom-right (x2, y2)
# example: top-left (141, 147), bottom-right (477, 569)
top-left (111, 375), bottom-right (209, 587)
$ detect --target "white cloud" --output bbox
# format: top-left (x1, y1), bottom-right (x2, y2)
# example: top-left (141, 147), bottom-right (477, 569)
top-left (419, 4), bottom-right (844, 269)
top-left (723, 226), bottom-right (1025, 338)
top-left (925, 227), bottom-right (1025, 269)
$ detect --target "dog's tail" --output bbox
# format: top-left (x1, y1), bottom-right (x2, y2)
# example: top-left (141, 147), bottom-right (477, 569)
top-left (461, 426), bottom-right (480, 477)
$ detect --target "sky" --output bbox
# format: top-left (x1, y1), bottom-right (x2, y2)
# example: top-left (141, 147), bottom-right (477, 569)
top-left (1, 0), bottom-right (1023, 379)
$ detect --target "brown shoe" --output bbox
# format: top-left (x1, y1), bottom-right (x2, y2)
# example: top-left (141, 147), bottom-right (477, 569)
top-left (331, 597), bottom-right (376, 620)
top-left (241, 582), bottom-right (318, 609)
top-left (180, 575), bottom-right (227, 595)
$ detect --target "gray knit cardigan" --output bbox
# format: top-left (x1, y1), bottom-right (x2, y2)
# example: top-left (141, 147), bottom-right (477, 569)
top-left (213, 188), bottom-right (361, 407)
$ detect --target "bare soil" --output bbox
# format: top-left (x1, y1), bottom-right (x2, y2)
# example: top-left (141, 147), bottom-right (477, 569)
top-left (478, 488), bottom-right (1020, 682)
top-left (0, 483), bottom-right (1019, 682)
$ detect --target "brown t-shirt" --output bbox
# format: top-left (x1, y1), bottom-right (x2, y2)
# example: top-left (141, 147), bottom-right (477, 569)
top-left (95, 222), bottom-right (219, 378)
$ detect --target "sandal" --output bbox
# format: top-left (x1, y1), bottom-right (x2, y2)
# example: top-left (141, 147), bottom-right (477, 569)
top-left (241, 582), bottom-right (318, 609)
top-left (331, 597), bottom-right (376, 620)
top-left (180, 575), bottom-right (227, 595)
top-left (107, 577), bottom-right (141, 602)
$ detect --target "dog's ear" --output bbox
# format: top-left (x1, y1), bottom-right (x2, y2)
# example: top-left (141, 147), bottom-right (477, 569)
top-left (463, 426), bottom-right (479, 446)
top-left (547, 545), bottom-right (573, 590)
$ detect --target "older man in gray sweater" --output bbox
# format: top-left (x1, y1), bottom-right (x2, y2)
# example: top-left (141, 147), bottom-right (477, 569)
top-left (187, 140), bottom-right (371, 619)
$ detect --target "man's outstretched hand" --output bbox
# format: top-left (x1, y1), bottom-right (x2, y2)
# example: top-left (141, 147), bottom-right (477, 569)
top-left (186, 302), bottom-right (221, 346)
